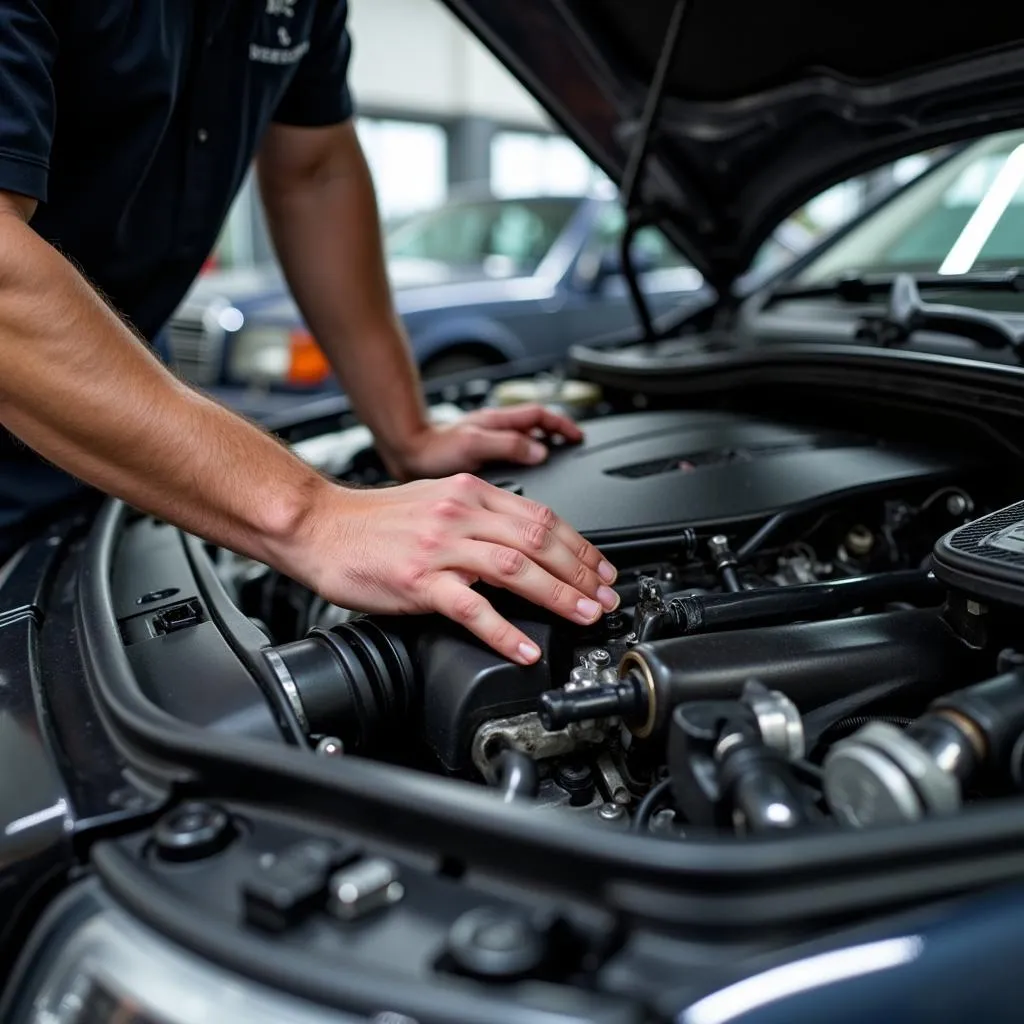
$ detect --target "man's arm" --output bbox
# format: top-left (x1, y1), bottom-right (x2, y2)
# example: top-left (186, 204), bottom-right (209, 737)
top-left (0, 193), bottom-right (321, 566)
top-left (0, 193), bottom-right (618, 662)
top-left (256, 122), bottom-right (584, 480)
top-left (255, 121), bottom-right (429, 472)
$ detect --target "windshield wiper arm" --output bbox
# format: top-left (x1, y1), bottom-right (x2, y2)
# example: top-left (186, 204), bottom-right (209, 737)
top-left (854, 272), bottom-right (1024, 358)
top-left (770, 267), bottom-right (1024, 303)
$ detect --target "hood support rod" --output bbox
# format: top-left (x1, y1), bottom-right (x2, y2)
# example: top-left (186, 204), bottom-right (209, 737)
top-left (619, 0), bottom-right (689, 343)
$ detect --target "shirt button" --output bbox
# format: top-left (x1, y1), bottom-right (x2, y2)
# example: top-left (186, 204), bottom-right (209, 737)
top-left (197, 128), bottom-right (209, 144)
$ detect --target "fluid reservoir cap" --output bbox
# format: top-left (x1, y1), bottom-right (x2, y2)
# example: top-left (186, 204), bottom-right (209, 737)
top-left (446, 907), bottom-right (548, 980)
top-left (490, 378), bottom-right (602, 411)
top-left (823, 743), bottom-right (924, 827)
top-left (824, 722), bottom-right (961, 828)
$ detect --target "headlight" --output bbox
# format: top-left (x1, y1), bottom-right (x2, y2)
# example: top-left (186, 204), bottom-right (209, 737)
top-left (7, 898), bottom-right (363, 1024)
top-left (228, 327), bottom-right (332, 387)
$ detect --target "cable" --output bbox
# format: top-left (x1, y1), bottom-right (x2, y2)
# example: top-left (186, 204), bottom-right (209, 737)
top-left (631, 777), bottom-right (674, 833)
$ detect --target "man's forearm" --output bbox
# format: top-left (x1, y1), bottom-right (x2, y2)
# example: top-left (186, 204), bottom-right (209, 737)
top-left (0, 209), bottom-right (329, 571)
top-left (257, 122), bottom-right (429, 464)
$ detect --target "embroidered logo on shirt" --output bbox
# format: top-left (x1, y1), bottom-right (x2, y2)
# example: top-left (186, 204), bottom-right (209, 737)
top-left (251, 0), bottom-right (308, 64)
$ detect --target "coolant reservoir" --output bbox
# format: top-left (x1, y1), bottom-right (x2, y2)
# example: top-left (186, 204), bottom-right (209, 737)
top-left (489, 377), bottom-right (602, 417)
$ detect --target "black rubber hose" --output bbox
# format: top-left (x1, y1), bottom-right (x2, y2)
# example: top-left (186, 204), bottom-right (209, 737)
top-left (494, 750), bottom-right (540, 803)
top-left (639, 569), bottom-right (941, 642)
top-left (719, 743), bottom-right (812, 832)
top-left (631, 777), bottom-right (674, 833)
top-left (721, 565), bottom-right (743, 593)
top-left (736, 512), bottom-right (788, 563)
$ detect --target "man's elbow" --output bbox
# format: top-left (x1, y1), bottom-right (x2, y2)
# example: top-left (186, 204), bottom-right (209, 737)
top-left (0, 190), bottom-right (37, 225)
top-left (0, 194), bottom-right (41, 296)
top-left (258, 121), bottom-right (363, 200)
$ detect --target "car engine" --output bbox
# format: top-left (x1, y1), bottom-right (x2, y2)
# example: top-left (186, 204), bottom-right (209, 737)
top-left (178, 391), bottom-right (1024, 843)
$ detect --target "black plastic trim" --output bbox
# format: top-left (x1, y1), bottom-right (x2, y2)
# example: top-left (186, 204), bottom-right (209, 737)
top-left (92, 841), bottom-right (641, 1024)
top-left (571, 340), bottom-right (1024, 399)
top-left (181, 533), bottom-right (306, 745)
top-left (932, 554), bottom-right (1024, 608)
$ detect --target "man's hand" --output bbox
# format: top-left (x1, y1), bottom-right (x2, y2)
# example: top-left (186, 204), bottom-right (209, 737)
top-left (257, 124), bottom-right (617, 656)
top-left (381, 404), bottom-right (584, 481)
top-left (287, 473), bottom-right (619, 665)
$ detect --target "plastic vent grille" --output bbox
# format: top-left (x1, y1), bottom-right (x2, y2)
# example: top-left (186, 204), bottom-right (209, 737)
top-left (946, 500), bottom-right (1024, 567)
top-left (606, 442), bottom-right (834, 479)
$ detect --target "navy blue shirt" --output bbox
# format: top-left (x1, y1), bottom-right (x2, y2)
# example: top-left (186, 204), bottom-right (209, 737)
top-left (0, 0), bottom-right (353, 544)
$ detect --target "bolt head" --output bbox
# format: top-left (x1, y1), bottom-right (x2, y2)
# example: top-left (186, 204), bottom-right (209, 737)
top-left (154, 802), bottom-right (234, 862)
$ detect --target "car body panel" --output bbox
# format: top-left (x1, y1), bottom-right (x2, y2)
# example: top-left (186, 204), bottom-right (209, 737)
top-left (169, 193), bottom-right (708, 411)
top-left (680, 885), bottom-right (1024, 1024)
top-left (0, 539), bottom-right (76, 972)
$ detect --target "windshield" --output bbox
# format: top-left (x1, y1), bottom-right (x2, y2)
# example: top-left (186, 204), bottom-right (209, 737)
top-left (385, 196), bottom-right (578, 276)
top-left (796, 129), bottom-right (1024, 284)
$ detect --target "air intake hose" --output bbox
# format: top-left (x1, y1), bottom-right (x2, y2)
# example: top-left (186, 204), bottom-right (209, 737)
top-left (263, 619), bottom-right (417, 753)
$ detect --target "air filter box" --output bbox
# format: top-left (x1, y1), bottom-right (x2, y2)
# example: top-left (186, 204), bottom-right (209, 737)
top-left (934, 500), bottom-right (1024, 607)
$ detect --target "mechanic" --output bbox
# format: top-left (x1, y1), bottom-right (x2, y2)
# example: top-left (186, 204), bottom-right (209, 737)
top-left (0, 1), bottom-right (620, 662)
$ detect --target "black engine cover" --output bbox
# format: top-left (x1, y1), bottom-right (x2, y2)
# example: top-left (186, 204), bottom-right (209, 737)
top-left (480, 410), bottom-right (967, 544)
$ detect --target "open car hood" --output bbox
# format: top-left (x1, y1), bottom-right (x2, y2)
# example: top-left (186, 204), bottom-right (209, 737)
top-left (442, 0), bottom-right (1024, 292)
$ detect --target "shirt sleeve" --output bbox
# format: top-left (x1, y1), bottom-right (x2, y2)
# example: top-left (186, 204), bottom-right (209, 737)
top-left (0, 0), bottom-right (57, 202)
top-left (273, 0), bottom-right (354, 128)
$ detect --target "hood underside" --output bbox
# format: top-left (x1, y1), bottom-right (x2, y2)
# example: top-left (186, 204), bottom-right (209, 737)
top-left (442, 0), bottom-right (1024, 290)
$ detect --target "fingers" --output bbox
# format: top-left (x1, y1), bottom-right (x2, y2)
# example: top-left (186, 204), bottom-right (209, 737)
top-left (461, 426), bottom-right (550, 468)
top-left (475, 480), bottom-right (617, 585)
top-left (428, 574), bottom-right (542, 665)
top-left (426, 424), bottom-right (548, 475)
top-left (456, 539), bottom-right (613, 627)
top-left (464, 510), bottom-right (619, 611)
top-left (472, 404), bottom-right (584, 444)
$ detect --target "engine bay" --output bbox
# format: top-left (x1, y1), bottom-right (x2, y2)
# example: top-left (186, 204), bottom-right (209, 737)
top-left (101, 393), bottom-right (1024, 845)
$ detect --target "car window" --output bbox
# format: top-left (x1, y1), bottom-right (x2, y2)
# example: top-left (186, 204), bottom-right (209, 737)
top-left (585, 203), bottom-right (689, 269)
top-left (385, 197), bottom-right (578, 275)
top-left (795, 129), bottom-right (1024, 284)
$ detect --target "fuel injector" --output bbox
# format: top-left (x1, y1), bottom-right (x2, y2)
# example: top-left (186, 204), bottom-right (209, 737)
top-left (824, 652), bottom-right (1024, 828)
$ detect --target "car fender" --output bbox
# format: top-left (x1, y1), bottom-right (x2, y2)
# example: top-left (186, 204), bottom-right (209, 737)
top-left (405, 313), bottom-right (527, 364)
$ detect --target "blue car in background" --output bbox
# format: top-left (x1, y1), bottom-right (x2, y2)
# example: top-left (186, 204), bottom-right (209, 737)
top-left (166, 187), bottom-right (713, 416)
